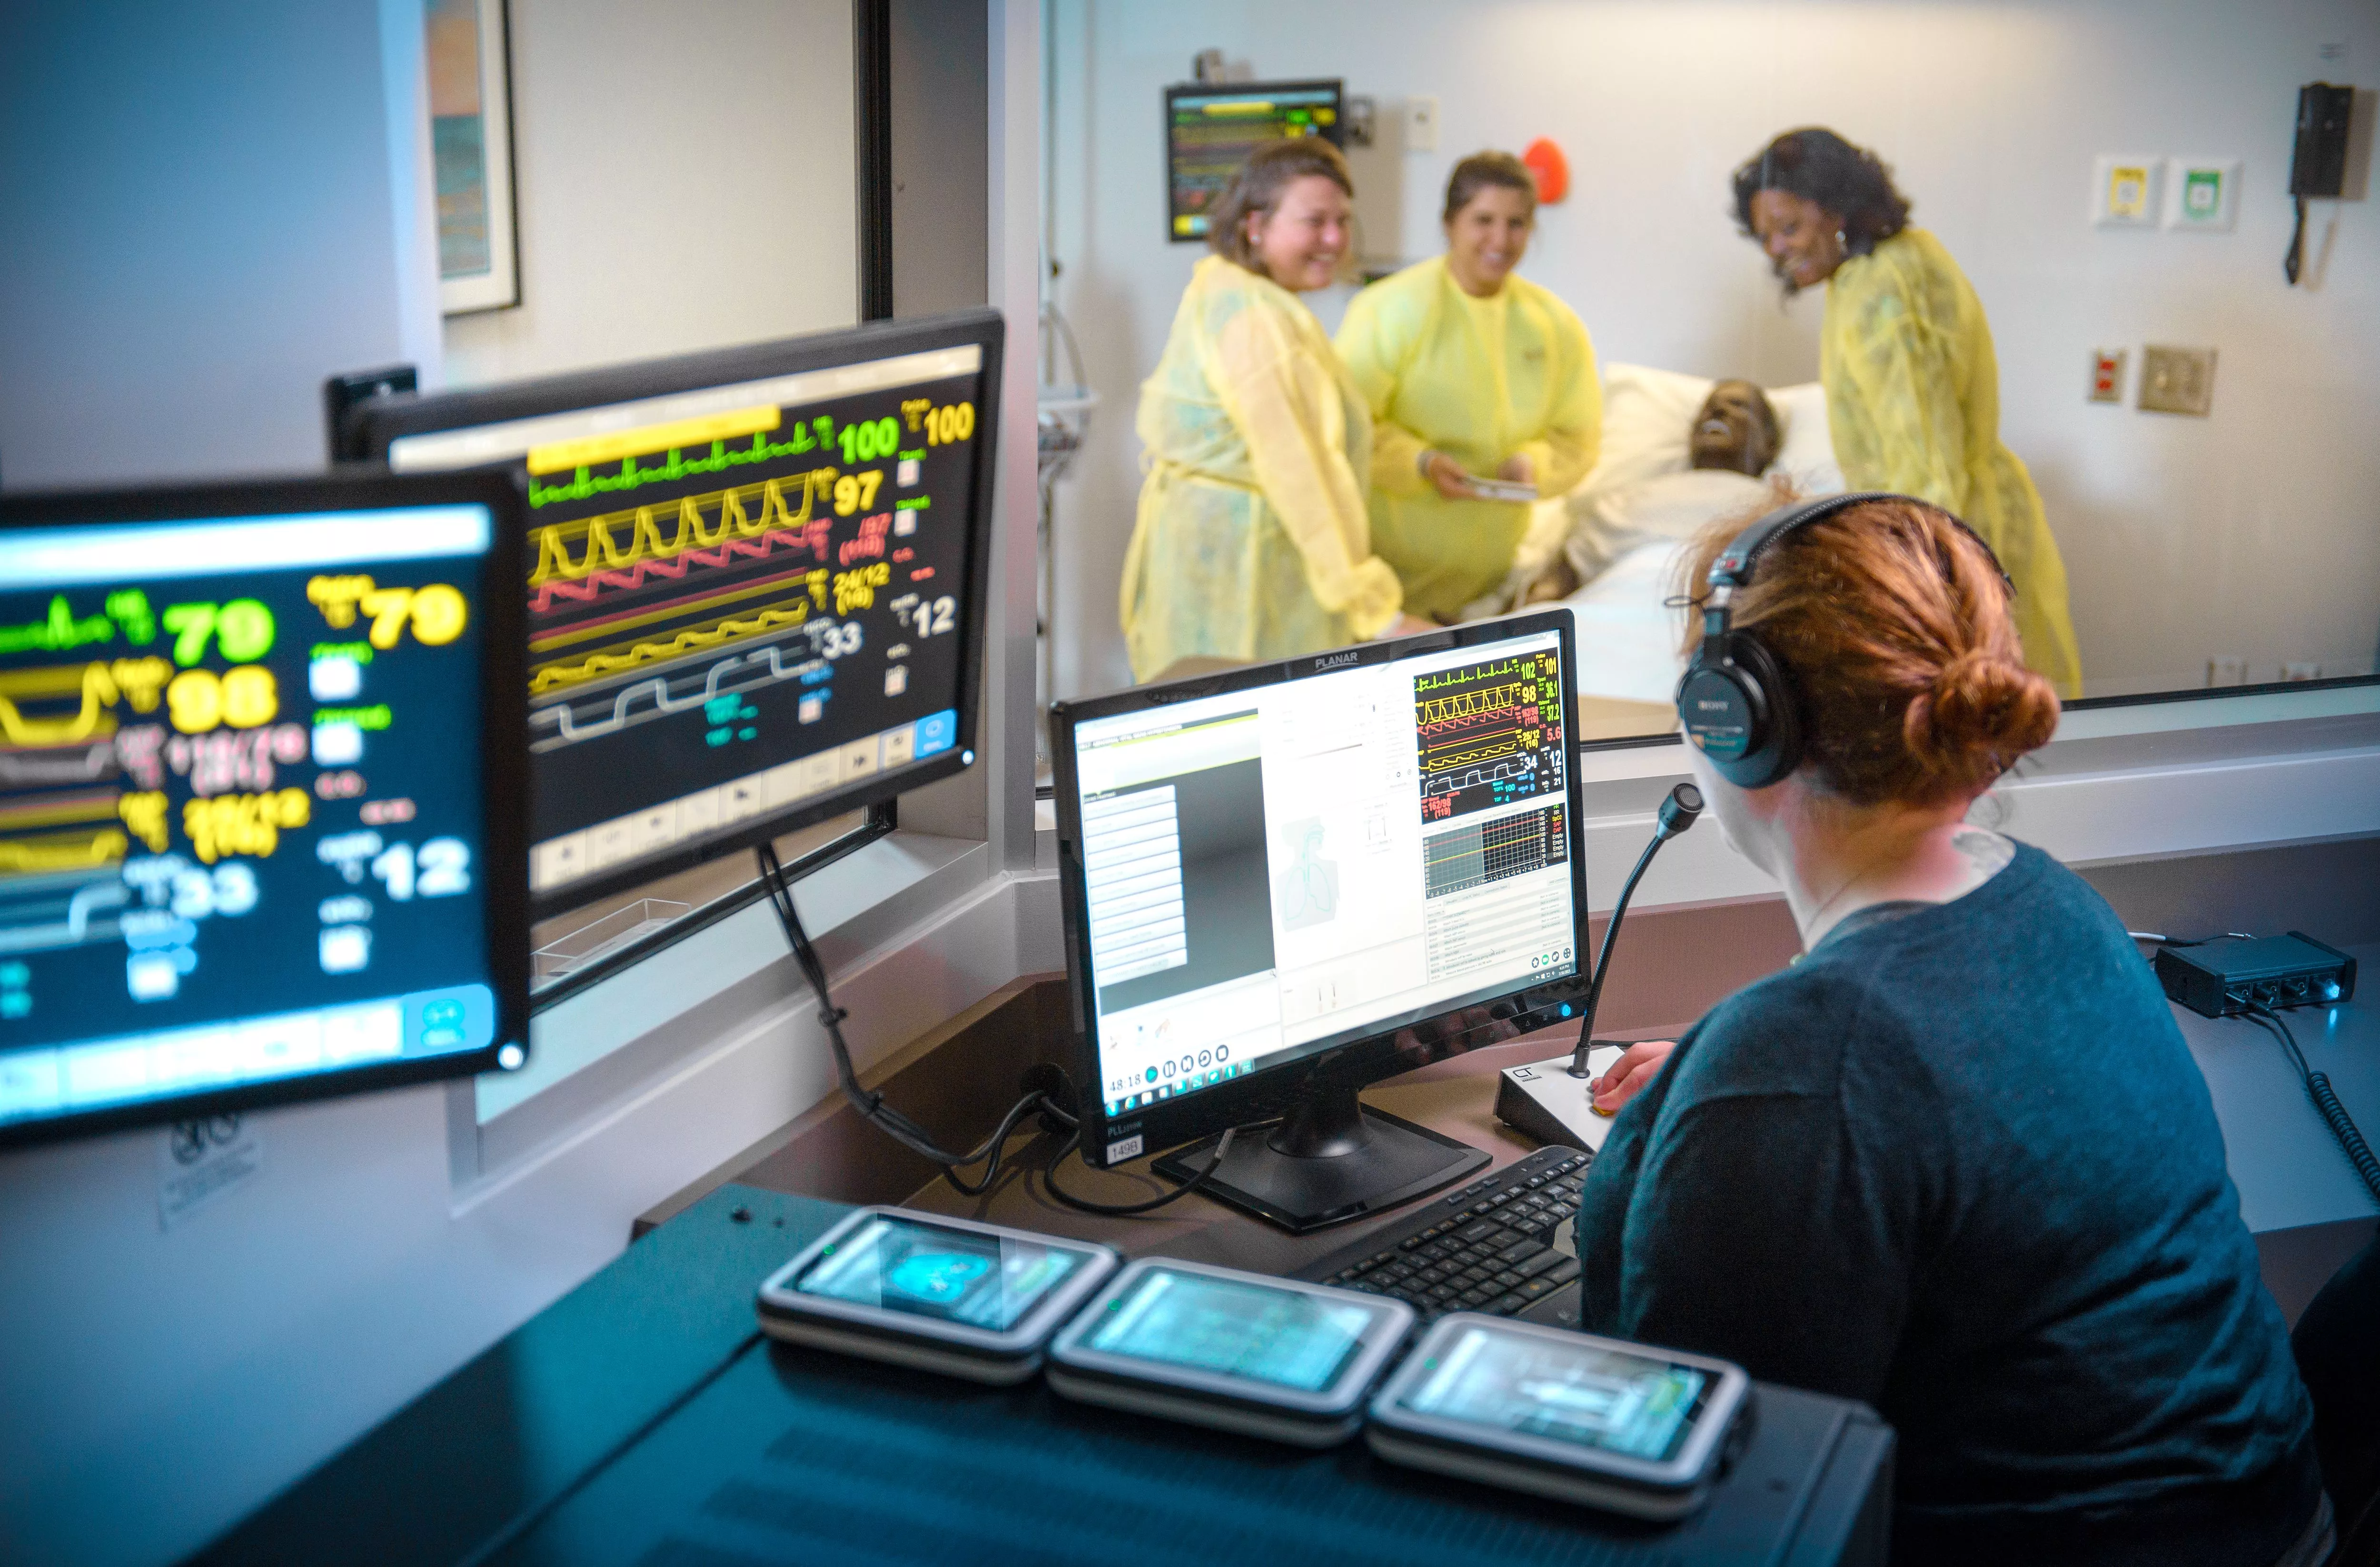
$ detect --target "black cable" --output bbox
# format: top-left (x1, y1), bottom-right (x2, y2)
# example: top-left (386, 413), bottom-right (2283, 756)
top-left (2128, 930), bottom-right (2252, 948)
top-left (754, 842), bottom-right (1050, 1191)
top-left (1041, 1126), bottom-right (1240, 1216)
top-left (2285, 194), bottom-right (2307, 286)
top-left (2241, 1002), bottom-right (2380, 1207)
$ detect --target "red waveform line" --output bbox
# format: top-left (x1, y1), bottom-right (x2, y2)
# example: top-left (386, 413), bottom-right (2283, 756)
top-left (529, 524), bottom-right (827, 615)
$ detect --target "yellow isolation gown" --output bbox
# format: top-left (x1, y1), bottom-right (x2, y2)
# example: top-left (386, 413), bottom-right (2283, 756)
top-left (1335, 256), bottom-right (1603, 620)
top-left (1122, 255), bottom-right (1403, 682)
top-left (1822, 229), bottom-right (2084, 696)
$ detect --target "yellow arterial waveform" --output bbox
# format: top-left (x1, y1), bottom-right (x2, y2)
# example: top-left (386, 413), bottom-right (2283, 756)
top-left (0, 826), bottom-right (128, 876)
top-left (529, 470), bottom-right (830, 588)
top-left (0, 659), bottom-right (164, 747)
top-left (1427, 736), bottom-right (1528, 772)
top-left (528, 603), bottom-right (813, 694)
top-left (0, 791), bottom-right (119, 832)
top-left (1415, 682), bottom-right (1536, 728)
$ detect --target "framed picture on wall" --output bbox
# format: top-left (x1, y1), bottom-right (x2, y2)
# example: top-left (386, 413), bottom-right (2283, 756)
top-left (428, 0), bottom-right (519, 314)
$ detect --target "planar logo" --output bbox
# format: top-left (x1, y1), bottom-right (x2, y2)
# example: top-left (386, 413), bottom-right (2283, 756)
top-left (1310, 650), bottom-right (1362, 672)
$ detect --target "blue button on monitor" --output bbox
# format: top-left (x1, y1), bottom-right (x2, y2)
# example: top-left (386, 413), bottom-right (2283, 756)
top-left (914, 709), bottom-right (958, 759)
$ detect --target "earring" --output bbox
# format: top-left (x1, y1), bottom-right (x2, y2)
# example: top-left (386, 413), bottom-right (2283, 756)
top-left (1834, 228), bottom-right (1848, 253)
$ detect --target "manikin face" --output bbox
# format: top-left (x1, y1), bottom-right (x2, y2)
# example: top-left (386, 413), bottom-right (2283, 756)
top-left (1443, 184), bottom-right (1535, 296)
top-left (1689, 380), bottom-right (1780, 475)
top-left (1247, 174), bottom-right (1353, 293)
top-left (1748, 188), bottom-right (1845, 290)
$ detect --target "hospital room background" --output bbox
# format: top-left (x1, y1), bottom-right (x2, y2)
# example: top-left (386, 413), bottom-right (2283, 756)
top-left (1037, 0), bottom-right (2380, 733)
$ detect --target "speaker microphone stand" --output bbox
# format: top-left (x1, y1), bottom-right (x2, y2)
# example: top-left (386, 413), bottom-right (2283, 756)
top-left (1494, 783), bottom-right (1704, 1150)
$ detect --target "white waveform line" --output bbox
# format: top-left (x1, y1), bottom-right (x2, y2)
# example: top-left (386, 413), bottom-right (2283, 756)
top-left (0, 873), bottom-right (130, 955)
top-left (528, 637), bottom-right (833, 753)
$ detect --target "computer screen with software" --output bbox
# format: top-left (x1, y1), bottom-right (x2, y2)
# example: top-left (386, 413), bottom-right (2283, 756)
top-left (1051, 611), bottom-right (1586, 1230)
top-left (354, 310), bottom-right (1002, 913)
top-left (0, 473), bottom-right (528, 1148)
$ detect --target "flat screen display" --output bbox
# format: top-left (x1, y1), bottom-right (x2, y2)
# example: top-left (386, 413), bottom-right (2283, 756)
top-left (794, 1214), bottom-right (1089, 1332)
top-left (0, 491), bottom-right (520, 1143)
top-left (1068, 625), bottom-right (1577, 1120)
top-left (1165, 80), bottom-right (1345, 242)
top-left (1081, 1265), bottom-right (1377, 1391)
top-left (1398, 1326), bottom-right (1710, 1462)
top-left (373, 316), bottom-right (1000, 908)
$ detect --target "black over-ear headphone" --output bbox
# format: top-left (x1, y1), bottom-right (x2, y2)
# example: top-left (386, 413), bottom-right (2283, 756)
top-left (1675, 491), bottom-right (2012, 788)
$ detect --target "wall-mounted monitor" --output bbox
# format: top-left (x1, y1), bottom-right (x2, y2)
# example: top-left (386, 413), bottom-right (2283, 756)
top-left (1165, 80), bottom-right (1346, 243)
top-left (0, 473), bottom-right (529, 1148)
top-left (348, 310), bottom-right (1004, 914)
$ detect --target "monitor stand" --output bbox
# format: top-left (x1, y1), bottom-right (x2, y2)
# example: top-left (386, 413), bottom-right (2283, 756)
top-left (1150, 1083), bottom-right (1489, 1235)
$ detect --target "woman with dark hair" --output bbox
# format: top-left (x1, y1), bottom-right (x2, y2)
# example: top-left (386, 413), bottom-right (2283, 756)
top-left (1731, 129), bottom-right (2082, 696)
top-left (1576, 495), bottom-right (2326, 1566)
top-left (1335, 150), bottom-right (1601, 619)
top-left (1121, 139), bottom-right (1428, 681)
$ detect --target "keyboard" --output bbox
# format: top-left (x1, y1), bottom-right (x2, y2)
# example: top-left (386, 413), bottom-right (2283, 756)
top-left (1295, 1144), bottom-right (1589, 1328)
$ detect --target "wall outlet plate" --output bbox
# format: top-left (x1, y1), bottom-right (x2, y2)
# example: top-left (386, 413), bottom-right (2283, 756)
top-left (2089, 348), bottom-right (2127, 403)
top-left (2093, 155), bottom-right (2162, 226)
top-left (2165, 159), bottom-right (2242, 231)
top-left (2139, 345), bottom-right (2216, 415)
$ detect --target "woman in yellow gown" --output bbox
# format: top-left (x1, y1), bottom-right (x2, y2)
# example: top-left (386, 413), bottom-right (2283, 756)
top-left (1335, 151), bottom-right (1603, 621)
top-left (1121, 140), bottom-right (1425, 683)
top-left (1734, 128), bottom-right (2083, 696)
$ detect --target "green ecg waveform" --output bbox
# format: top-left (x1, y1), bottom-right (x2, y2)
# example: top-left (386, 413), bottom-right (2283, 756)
top-left (527, 422), bottom-right (839, 509)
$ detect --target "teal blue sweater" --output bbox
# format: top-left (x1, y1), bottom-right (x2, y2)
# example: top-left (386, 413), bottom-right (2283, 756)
top-left (1573, 843), bottom-right (2319, 1565)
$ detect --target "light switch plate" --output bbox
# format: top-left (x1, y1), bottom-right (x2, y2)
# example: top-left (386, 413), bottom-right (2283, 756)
top-left (2139, 345), bottom-right (2216, 416)
top-left (1403, 95), bottom-right (1439, 152)
top-left (2093, 155), bottom-right (2162, 226)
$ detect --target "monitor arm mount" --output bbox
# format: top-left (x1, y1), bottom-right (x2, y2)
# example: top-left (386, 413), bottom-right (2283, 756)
top-left (1495, 783), bottom-right (1703, 1150)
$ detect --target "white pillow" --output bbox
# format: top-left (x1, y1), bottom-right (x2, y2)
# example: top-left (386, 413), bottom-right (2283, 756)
top-left (1765, 381), bottom-right (1843, 495)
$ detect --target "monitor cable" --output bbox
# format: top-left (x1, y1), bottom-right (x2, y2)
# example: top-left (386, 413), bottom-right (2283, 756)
top-left (755, 841), bottom-right (1050, 1198)
top-left (1040, 1123), bottom-right (1240, 1217)
top-left (2237, 1000), bottom-right (2380, 1207)
top-left (1566, 783), bottom-right (1703, 1077)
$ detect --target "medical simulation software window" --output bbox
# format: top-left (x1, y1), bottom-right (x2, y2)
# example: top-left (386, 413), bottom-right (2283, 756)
top-left (1073, 631), bottom-right (1576, 1117)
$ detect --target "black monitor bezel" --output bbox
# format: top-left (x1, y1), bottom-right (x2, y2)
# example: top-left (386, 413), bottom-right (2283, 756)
top-left (1162, 78), bottom-right (1347, 245)
top-left (1050, 610), bottom-right (1592, 1169)
top-left (343, 309), bottom-right (1005, 918)
top-left (0, 468), bottom-right (532, 1151)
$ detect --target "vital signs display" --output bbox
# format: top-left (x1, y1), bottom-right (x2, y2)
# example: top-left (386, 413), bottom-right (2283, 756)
top-left (0, 474), bottom-right (528, 1146)
top-left (364, 312), bottom-right (1003, 909)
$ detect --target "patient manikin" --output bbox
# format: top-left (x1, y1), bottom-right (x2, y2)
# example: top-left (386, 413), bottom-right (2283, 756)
top-left (1518, 380), bottom-right (1780, 604)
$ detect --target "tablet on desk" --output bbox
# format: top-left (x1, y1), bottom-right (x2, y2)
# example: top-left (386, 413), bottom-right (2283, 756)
top-left (1367, 1316), bottom-right (1753, 1519)
top-left (1048, 1259), bottom-right (1415, 1446)
top-left (756, 1207), bottom-right (1119, 1385)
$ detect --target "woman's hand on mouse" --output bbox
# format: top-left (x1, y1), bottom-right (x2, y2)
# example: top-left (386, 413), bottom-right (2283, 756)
top-left (1589, 1040), bottom-right (1677, 1115)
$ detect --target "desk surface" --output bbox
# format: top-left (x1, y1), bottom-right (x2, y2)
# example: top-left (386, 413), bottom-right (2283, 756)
top-left (911, 948), bottom-right (2379, 1264)
top-left (205, 1183), bottom-right (1891, 1567)
top-left (2179, 941), bottom-right (2379, 1234)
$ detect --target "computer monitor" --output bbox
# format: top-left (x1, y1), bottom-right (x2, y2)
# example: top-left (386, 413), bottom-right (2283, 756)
top-left (1164, 79), bottom-right (1346, 243)
top-left (347, 310), bottom-right (1003, 913)
top-left (0, 472), bottom-right (529, 1148)
top-left (1049, 610), bottom-right (1588, 1232)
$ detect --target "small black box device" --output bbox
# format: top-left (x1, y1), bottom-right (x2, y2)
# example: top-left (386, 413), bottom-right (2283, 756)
top-left (2155, 933), bottom-right (2356, 1018)
top-left (2291, 83), bottom-right (2354, 199)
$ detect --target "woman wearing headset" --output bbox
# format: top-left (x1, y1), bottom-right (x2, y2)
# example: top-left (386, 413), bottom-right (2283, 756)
top-left (1576, 494), bottom-right (2326, 1566)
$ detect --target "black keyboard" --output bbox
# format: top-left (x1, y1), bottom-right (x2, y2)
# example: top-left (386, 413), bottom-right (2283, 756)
top-left (1295, 1144), bottom-right (1589, 1327)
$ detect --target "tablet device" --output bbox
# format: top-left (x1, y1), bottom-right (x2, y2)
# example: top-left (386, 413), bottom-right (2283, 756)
top-left (1464, 476), bottom-right (1540, 504)
top-left (1047, 1259), bottom-right (1415, 1447)
top-left (756, 1207), bottom-right (1120, 1385)
top-left (1366, 1315), bottom-right (1753, 1519)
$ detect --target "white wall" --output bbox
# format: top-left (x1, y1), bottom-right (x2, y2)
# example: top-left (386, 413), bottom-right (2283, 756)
top-left (1042, 0), bottom-right (2380, 703)
top-left (0, 3), bottom-right (897, 1564)
top-left (441, 0), bottom-right (858, 386)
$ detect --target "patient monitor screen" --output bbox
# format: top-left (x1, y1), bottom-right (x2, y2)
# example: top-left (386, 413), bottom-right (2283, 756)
top-left (386, 344), bottom-right (989, 898)
top-left (0, 502), bottom-right (506, 1138)
top-left (1164, 80), bottom-right (1344, 242)
top-left (1071, 627), bottom-right (1577, 1119)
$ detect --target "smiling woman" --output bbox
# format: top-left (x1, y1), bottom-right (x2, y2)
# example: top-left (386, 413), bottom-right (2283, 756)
top-left (1336, 151), bottom-right (1604, 621)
